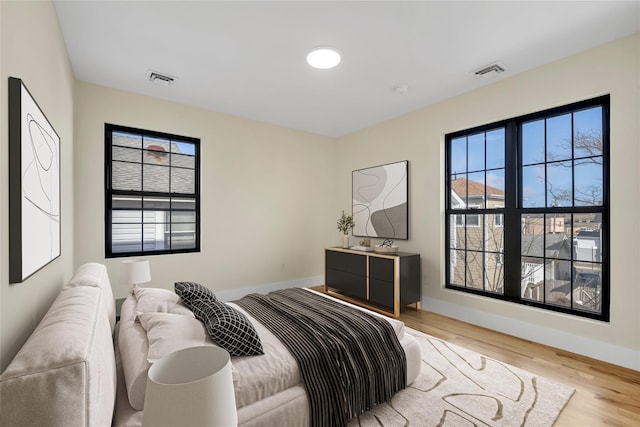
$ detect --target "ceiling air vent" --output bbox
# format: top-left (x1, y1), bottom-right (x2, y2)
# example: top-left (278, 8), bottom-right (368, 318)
top-left (146, 70), bottom-right (176, 87)
top-left (473, 62), bottom-right (506, 79)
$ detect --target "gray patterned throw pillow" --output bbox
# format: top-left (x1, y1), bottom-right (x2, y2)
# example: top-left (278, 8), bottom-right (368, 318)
top-left (189, 299), bottom-right (264, 356)
top-left (174, 281), bottom-right (217, 309)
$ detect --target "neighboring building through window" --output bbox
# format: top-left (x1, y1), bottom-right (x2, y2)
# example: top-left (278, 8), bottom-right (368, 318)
top-left (445, 96), bottom-right (609, 321)
top-left (105, 124), bottom-right (200, 257)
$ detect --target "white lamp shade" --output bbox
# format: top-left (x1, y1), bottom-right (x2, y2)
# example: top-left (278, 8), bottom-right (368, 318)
top-left (121, 259), bottom-right (151, 286)
top-left (142, 346), bottom-right (237, 427)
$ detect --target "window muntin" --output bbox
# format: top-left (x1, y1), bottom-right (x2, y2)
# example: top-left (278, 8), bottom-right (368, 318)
top-left (106, 124), bottom-right (200, 257)
top-left (445, 96), bottom-right (608, 321)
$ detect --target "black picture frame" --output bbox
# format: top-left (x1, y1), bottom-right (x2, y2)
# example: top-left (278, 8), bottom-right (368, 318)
top-left (9, 77), bottom-right (61, 283)
top-left (352, 160), bottom-right (408, 240)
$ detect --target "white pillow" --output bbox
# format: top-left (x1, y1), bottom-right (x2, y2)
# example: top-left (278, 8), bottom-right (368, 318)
top-left (132, 285), bottom-right (194, 320)
top-left (138, 312), bottom-right (214, 363)
top-left (137, 312), bottom-right (238, 381)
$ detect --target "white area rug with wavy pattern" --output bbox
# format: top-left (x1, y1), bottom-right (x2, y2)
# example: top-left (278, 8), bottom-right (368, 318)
top-left (349, 328), bottom-right (574, 427)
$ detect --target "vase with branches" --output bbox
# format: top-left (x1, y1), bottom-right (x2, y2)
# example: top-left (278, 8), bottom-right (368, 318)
top-left (337, 210), bottom-right (355, 248)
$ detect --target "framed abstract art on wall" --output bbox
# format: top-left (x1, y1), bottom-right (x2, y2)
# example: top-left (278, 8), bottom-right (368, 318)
top-left (9, 77), bottom-right (61, 283)
top-left (352, 160), bottom-right (408, 240)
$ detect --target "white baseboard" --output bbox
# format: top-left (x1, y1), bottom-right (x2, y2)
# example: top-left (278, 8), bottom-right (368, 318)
top-left (423, 297), bottom-right (640, 372)
top-left (215, 275), bottom-right (324, 302)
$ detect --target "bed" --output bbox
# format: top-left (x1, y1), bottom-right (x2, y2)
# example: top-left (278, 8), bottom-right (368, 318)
top-left (0, 263), bottom-right (421, 427)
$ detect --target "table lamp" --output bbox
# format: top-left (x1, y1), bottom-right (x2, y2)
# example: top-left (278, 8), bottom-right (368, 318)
top-left (121, 259), bottom-right (151, 289)
top-left (142, 346), bottom-right (238, 427)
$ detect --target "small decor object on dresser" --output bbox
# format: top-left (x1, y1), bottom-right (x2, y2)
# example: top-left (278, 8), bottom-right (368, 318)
top-left (374, 238), bottom-right (399, 254)
top-left (336, 210), bottom-right (355, 248)
top-left (8, 77), bottom-right (61, 283)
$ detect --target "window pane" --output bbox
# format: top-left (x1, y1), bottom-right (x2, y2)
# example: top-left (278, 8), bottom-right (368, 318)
top-left (521, 214), bottom-right (544, 257)
top-left (485, 215), bottom-right (503, 252)
top-left (546, 259), bottom-right (572, 308)
top-left (466, 215), bottom-right (484, 250)
top-left (112, 210), bottom-right (141, 224)
top-left (451, 250), bottom-right (465, 285)
top-left (171, 232), bottom-right (196, 250)
top-left (450, 137), bottom-right (467, 174)
top-left (143, 197), bottom-right (170, 211)
top-left (466, 251), bottom-right (483, 289)
top-left (143, 138), bottom-right (171, 165)
top-left (113, 146), bottom-right (140, 163)
top-left (449, 215), bottom-right (465, 249)
top-left (486, 168), bottom-right (504, 204)
top-left (494, 214), bottom-right (503, 227)
top-left (171, 222), bottom-right (195, 232)
top-left (111, 222), bottom-right (142, 253)
top-left (546, 113), bottom-right (572, 162)
top-left (171, 211), bottom-right (196, 223)
top-left (171, 168), bottom-right (195, 194)
top-left (467, 133), bottom-right (485, 172)
top-left (573, 264), bottom-right (601, 313)
top-left (486, 128), bottom-right (505, 169)
top-left (171, 153), bottom-right (195, 169)
top-left (143, 164), bottom-right (170, 192)
top-left (467, 171), bottom-right (485, 208)
top-left (574, 214), bottom-right (602, 262)
top-left (485, 255), bottom-right (503, 294)
top-left (574, 106), bottom-right (603, 158)
top-left (143, 222), bottom-right (165, 251)
top-left (112, 161), bottom-right (141, 191)
top-left (521, 258), bottom-right (544, 302)
top-left (112, 195), bottom-right (141, 210)
top-left (522, 119), bottom-right (545, 166)
top-left (173, 141), bottom-right (196, 156)
top-left (171, 198), bottom-right (196, 210)
top-left (574, 158), bottom-right (603, 206)
top-left (546, 161), bottom-right (572, 207)
top-left (545, 214), bottom-right (571, 259)
top-left (144, 137), bottom-right (171, 153)
top-left (450, 175), bottom-right (467, 209)
top-left (522, 165), bottom-right (545, 207)
top-left (113, 132), bottom-right (141, 149)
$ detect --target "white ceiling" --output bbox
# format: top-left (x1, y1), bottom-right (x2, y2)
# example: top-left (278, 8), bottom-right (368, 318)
top-left (53, 1), bottom-right (640, 138)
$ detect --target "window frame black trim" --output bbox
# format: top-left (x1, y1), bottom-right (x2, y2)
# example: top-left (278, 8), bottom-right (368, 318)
top-left (445, 95), bottom-right (610, 321)
top-left (104, 123), bottom-right (201, 258)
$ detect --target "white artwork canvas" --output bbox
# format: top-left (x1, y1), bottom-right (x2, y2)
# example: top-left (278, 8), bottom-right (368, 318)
top-left (9, 77), bottom-right (60, 283)
top-left (352, 160), bottom-right (408, 239)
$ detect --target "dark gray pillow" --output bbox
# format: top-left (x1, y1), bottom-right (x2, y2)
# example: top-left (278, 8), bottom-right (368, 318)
top-left (189, 299), bottom-right (264, 356)
top-left (174, 282), bottom-right (216, 309)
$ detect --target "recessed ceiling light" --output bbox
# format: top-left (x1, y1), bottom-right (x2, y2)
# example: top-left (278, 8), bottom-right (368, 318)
top-left (306, 47), bottom-right (341, 69)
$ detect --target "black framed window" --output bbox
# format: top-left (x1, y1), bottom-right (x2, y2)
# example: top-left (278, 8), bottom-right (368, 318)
top-left (445, 95), bottom-right (609, 321)
top-left (105, 124), bottom-right (200, 257)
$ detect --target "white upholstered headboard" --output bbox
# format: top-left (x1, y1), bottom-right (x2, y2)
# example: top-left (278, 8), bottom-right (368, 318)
top-left (0, 263), bottom-right (117, 427)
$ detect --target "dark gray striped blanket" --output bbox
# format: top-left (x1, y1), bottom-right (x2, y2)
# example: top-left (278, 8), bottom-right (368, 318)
top-left (234, 288), bottom-right (406, 427)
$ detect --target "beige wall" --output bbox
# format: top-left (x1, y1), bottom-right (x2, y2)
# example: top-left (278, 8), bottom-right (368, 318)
top-left (0, 1), bottom-right (75, 371)
top-left (73, 82), bottom-right (338, 299)
top-left (1, 2), bottom-right (637, 373)
top-left (338, 33), bottom-right (640, 370)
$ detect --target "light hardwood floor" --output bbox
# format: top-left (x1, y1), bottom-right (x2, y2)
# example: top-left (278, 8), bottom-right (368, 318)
top-left (310, 286), bottom-right (640, 426)
top-left (398, 308), bottom-right (640, 427)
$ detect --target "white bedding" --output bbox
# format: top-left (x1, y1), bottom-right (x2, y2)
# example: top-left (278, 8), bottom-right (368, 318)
top-left (115, 287), bottom-right (421, 426)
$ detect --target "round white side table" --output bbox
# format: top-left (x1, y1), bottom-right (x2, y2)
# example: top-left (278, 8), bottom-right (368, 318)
top-left (142, 345), bottom-right (237, 427)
